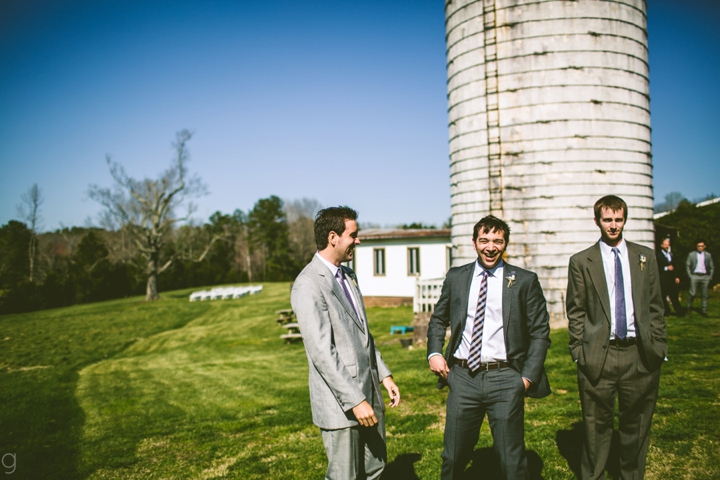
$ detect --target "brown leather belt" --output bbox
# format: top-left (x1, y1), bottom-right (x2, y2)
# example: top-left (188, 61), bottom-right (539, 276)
top-left (454, 358), bottom-right (509, 370)
top-left (609, 337), bottom-right (637, 347)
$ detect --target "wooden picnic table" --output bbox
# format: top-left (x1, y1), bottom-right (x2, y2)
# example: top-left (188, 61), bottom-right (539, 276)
top-left (280, 322), bottom-right (302, 343)
top-left (276, 309), bottom-right (296, 325)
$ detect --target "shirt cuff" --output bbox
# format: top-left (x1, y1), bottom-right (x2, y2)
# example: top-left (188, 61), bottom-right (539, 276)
top-left (428, 352), bottom-right (442, 361)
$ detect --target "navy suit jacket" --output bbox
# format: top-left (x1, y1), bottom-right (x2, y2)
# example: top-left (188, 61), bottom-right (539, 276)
top-left (427, 261), bottom-right (551, 398)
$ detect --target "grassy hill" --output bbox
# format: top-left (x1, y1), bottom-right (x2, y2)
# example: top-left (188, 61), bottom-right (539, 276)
top-left (1, 284), bottom-right (719, 479)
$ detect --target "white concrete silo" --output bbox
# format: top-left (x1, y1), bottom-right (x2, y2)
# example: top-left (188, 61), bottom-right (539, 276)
top-left (445, 0), bottom-right (654, 327)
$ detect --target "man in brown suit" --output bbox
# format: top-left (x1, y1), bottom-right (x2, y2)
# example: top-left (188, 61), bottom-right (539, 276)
top-left (567, 195), bottom-right (667, 480)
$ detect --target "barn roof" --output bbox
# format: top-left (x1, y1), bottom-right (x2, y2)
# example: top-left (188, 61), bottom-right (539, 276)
top-left (358, 228), bottom-right (451, 240)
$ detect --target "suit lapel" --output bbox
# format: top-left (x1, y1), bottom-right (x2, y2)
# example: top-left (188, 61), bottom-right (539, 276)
top-left (313, 256), bottom-right (365, 334)
top-left (502, 262), bottom-right (512, 332)
top-left (457, 262), bottom-right (475, 334)
top-left (587, 243), bottom-right (611, 325)
top-left (627, 242), bottom-right (642, 329)
top-left (342, 267), bottom-right (368, 338)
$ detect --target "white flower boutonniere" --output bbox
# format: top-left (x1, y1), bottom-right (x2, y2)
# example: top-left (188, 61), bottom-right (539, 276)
top-left (506, 271), bottom-right (517, 288)
top-left (639, 254), bottom-right (646, 271)
top-left (351, 276), bottom-right (358, 288)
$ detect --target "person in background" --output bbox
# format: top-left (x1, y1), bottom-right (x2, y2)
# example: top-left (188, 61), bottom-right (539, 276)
top-left (656, 237), bottom-right (683, 316)
top-left (686, 239), bottom-right (714, 317)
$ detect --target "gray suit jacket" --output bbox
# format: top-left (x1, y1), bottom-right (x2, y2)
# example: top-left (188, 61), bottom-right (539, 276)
top-left (426, 261), bottom-right (552, 398)
top-left (686, 250), bottom-right (714, 279)
top-left (567, 241), bottom-right (667, 384)
top-left (291, 255), bottom-right (391, 430)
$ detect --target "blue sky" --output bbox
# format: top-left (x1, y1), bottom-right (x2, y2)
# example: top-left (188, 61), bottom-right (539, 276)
top-left (1, 0), bottom-right (718, 231)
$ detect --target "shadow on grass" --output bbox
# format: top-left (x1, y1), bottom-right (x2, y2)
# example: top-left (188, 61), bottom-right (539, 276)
top-left (556, 421), bottom-right (622, 479)
top-left (382, 453), bottom-right (421, 479)
top-left (1, 370), bottom-right (85, 479)
top-left (463, 448), bottom-right (544, 479)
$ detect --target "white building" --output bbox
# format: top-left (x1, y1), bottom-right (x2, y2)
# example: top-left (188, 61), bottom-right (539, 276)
top-left (349, 229), bottom-right (452, 307)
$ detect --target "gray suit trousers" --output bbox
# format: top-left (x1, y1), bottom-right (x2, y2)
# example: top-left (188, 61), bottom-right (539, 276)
top-left (321, 416), bottom-right (387, 480)
top-left (687, 274), bottom-right (711, 313)
top-left (578, 343), bottom-right (660, 480)
top-left (442, 364), bottom-right (528, 480)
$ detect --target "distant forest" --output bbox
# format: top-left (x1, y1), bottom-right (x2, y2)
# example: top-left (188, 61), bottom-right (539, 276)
top-left (0, 196), bottom-right (319, 314)
top-left (2, 195), bottom-right (717, 315)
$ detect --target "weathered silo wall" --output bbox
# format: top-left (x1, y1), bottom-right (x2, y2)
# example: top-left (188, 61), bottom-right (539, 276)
top-left (445, 0), bottom-right (654, 328)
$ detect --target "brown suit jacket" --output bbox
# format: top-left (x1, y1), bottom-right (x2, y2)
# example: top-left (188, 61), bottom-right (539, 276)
top-left (566, 241), bottom-right (667, 384)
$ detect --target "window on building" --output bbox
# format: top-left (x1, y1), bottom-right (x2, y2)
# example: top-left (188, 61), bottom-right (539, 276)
top-left (446, 246), bottom-right (453, 271)
top-left (408, 247), bottom-right (420, 275)
top-left (373, 248), bottom-right (385, 276)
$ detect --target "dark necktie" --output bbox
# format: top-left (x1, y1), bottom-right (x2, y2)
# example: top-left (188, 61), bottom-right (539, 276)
top-left (612, 248), bottom-right (627, 340)
top-left (468, 270), bottom-right (489, 371)
top-left (336, 269), bottom-right (361, 324)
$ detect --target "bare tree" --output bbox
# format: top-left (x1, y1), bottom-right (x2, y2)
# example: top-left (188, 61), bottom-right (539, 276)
top-left (88, 130), bottom-right (217, 301)
top-left (285, 198), bottom-right (321, 267)
top-left (17, 183), bottom-right (43, 282)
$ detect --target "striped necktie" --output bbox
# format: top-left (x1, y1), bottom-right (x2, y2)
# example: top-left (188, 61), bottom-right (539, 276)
top-left (468, 270), bottom-right (489, 371)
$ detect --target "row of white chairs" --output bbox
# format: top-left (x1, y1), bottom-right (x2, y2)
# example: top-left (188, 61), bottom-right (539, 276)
top-left (189, 285), bottom-right (263, 301)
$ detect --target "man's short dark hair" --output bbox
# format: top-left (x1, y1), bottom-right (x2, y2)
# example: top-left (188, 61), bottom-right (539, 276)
top-left (594, 195), bottom-right (628, 220)
top-left (473, 215), bottom-right (510, 243)
top-left (696, 239), bottom-right (706, 245)
top-left (314, 206), bottom-right (358, 250)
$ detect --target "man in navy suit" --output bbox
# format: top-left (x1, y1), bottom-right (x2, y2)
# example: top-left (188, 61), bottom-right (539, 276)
top-left (656, 237), bottom-right (683, 316)
top-left (427, 215), bottom-right (551, 480)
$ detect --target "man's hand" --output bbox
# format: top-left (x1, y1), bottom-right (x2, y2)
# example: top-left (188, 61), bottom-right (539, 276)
top-left (382, 376), bottom-right (400, 408)
top-left (352, 400), bottom-right (378, 427)
top-left (667, 265), bottom-right (674, 271)
top-left (675, 277), bottom-right (680, 284)
top-left (429, 355), bottom-right (450, 379)
top-left (522, 377), bottom-right (530, 393)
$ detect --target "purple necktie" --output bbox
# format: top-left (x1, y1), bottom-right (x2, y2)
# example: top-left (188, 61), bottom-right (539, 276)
top-left (468, 270), bottom-right (489, 371)
top-left (613, 248), bottom-right (627, 340)
top-left (336, 269), bottom-right (362, 325)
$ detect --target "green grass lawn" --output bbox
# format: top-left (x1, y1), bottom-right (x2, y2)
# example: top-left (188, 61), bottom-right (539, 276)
top-left (1, 285), bottom-right (719, 479)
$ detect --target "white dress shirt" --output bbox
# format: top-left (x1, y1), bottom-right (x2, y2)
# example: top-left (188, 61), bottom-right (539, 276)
top-left (453, 260), bottom-right (507, 363)
top-left (316, 252), bottom-right (362, 322)
top-left (598, 239), bottom-right (636, 339)
top-left (694, 251), bottom-right (707, 274)
top-left (661, 248), bottom-right (672, 270)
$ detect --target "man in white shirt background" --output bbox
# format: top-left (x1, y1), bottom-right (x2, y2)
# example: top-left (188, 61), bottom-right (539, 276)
top-left (686, 239), bottom-right (714, 317)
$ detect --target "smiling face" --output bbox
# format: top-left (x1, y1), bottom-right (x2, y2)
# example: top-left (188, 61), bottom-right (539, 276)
top-left (696, 242), bottom-right (706, 253)
top-left (329, 219), bottom-right (360, 265)
top-left (473, 227), bottom-right (507, 270)
top-left (661, 238), bottom-right (671, 251)
top-left (594, 207), bottom-right (626, 247)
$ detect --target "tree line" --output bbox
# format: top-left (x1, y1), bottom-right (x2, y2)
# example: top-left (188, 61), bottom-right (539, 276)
top-left (0, 195), bottom-right (320, 314)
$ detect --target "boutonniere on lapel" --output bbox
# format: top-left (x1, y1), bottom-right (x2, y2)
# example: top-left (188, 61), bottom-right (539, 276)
top-left (639, 254), bottom-right (646, 271)
top-left (350, 274), bottom-right (358, 288)
top-left (506, 271), bottom-right (516, 288)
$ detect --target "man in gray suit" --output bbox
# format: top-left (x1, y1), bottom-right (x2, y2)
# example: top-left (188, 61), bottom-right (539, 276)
top-left (686, 239), bottom-right (714, 317)
top-left (291, 206), bottom-right (400, 480)
top-left (427, 215), bottom-right (551, 480)
top-left (567, 195), bottom-right (667, 479)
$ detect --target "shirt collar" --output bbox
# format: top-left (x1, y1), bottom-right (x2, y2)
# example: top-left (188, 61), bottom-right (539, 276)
top-left (316, 252), bottom-right (341, 277)
top-left (474, 258), bottom-right (504, 277)
top-left (599, 238), bottom-right (627, 257)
